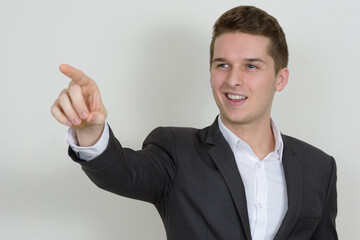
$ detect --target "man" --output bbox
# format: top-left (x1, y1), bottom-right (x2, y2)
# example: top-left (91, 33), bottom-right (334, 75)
top-left (51, 6), bottom-right (337, 240)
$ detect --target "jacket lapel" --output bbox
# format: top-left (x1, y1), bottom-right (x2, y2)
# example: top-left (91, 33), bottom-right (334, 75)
top-left (204, 119), bottom-right (252, 240)
top-left (274, 135), bottom-right (303, 240)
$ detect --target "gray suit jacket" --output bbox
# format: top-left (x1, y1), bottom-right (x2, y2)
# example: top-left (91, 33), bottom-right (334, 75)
top-left (69, 118), bottom-right (337, 240)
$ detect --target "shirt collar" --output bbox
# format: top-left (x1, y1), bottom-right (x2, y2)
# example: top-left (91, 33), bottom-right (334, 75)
top-left (218, 116), bottom-right (284, 161)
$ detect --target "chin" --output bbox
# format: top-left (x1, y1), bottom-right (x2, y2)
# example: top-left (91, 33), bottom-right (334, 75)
top-left (220, 112), bottom-right (248, 125)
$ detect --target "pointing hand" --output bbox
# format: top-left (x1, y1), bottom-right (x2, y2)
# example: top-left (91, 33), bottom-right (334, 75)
top-left (51, 64), bottom-right (107, 146)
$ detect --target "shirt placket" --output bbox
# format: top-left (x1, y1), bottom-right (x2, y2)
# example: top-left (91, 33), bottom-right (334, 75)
top-left (253, 160), bottom-right (267, 240)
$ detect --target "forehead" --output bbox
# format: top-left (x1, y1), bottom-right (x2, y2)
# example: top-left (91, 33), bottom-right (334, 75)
top-left (213, 32), bottom-right (272, 60)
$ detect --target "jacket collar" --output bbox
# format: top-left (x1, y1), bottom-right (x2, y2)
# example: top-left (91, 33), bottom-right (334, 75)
top-left (217, 116), bottom-right (284, 161)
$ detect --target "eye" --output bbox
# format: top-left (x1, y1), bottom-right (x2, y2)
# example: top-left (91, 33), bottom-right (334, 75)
top-left (217, 63), bottom-right (229, 68)
top-left (246, 64), bottom-right (258, 71)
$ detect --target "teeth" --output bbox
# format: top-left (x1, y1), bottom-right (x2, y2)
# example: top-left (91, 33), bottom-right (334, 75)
top-left (227, 94), bottom-right (247, 100)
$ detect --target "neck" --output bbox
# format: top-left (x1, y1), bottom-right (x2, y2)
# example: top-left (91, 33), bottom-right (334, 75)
top-left (220, 116), bottom-right (275, 160)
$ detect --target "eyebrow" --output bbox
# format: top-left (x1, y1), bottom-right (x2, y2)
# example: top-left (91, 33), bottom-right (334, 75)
top-left (245, 58), bottom-right (265, 63)
top-left (212, 58), bottom-right (227, 63)
top-left (212, 57), bottom-right (266, 64)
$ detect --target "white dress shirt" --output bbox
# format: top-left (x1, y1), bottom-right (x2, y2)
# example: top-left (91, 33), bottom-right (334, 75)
top-left (66, 123), bottom-right (109, 161)
top-left (218, 117), bottom-right (288, 240)
top-left (67, 118), bottom-right (288, 239)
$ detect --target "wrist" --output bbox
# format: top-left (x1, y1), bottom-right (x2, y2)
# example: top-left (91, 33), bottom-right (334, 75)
top-left (75, 123), bottom-right (105, 147)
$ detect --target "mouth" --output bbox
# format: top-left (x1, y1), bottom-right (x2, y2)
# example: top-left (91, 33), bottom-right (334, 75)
top-left (226, 94), bottom-right (247, 100)
top-left (224, 93), bottom-right (248, 106)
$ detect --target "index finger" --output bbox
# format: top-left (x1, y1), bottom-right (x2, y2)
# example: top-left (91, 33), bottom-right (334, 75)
top-left (59, 64), bottom-right (94, 86)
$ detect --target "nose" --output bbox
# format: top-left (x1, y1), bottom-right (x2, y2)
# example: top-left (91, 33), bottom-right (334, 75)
top-left (226, 68), bottom-right (244, 87)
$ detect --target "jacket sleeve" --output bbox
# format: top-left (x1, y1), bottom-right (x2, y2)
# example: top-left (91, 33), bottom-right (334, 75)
top-left (310, 157), bottom-right (338, 240)
top-left (68, 126), bottom-right (178, 205)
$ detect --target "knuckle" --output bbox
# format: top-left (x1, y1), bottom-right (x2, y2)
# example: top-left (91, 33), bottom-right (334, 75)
top-left (51, 99), bottom-right (61, 113)
top-left (73, 101), bottom-right (83, 110)
top-left (52, 99), bottom-right (59, 107)
top-left (50, 105), bottom-right (57, 115)
top-left (58, 93), bottom-right (68, 103)
top-left (68, 80), bottom-right (75, 88)
top-left (59, 88), bottom-right (67, 95)
top-left (68, 83), bottom-right (80, 93)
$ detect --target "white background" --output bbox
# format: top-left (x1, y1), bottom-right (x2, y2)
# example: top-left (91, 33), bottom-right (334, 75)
top-left (0, 0), bottom-right (359, 239)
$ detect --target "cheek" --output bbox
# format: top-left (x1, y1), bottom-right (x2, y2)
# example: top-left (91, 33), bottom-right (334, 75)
top-left (253, 81), bottom-right (277, 103)
top-left (249, 75), bottom-right (277, 91)
top-left (209, 76), bottom-right (217, 90)
top-left (210, 72), bottom-right (225, 90)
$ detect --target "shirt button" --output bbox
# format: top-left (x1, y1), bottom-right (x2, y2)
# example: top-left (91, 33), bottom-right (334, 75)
top-left (257, 162), bottom-right (262, 168)
top-left (257, 203), bottom-right (263, 209)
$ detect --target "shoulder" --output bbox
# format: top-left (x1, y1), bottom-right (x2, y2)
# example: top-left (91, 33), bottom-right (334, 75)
top-left (145, 126), bottom-right (200, 140)
top-left (282, 134), bottom-right (331, 158)
top-left (282, 134), bottom-right (336, 171)
top-left (142, 126), bottom-right (202, 148)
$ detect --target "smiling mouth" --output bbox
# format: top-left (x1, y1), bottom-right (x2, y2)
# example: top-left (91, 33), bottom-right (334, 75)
top-left (227, 93), bottom-right (248, 100)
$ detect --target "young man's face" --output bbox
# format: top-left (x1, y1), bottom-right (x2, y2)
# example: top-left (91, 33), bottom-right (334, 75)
top-left (210, 32), bottom-right (288, 130)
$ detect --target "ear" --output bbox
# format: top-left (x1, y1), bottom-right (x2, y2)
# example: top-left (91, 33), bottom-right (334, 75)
top-left (275, 67), bottom-right (289, 92)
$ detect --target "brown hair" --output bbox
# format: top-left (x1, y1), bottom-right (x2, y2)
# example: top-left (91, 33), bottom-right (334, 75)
top-left (210, 6), bottom-right (288, 73)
